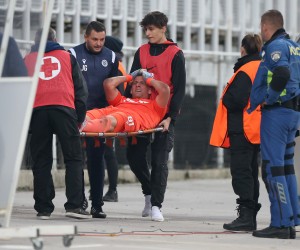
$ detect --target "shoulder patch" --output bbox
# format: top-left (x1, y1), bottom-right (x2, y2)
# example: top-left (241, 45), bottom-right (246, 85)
top-left (270, 51), bottom-right (281, 62)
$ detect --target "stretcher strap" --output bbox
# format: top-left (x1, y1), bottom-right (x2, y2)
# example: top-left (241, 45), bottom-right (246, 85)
top-left (80, 127), bottom-right (163, 138)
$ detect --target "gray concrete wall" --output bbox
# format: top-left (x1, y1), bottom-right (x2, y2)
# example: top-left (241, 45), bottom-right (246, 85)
top-left (17, 169), bottom-right (231, 190)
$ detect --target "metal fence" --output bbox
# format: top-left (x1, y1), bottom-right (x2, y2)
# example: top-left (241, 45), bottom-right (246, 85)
top-left (2, 0), bottom-right (299, 169)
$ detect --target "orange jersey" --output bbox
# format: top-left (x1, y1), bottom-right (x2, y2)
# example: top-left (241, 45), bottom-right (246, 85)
top-left (87, 92), bottom-right (167, 132)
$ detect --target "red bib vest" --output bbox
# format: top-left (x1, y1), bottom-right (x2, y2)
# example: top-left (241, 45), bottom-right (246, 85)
top-left (210, 60), bottom-right (261, 148)
top-left (139, 43), bottom-right (180, 107)
top-left (25, 50), bottom-right (75, 109)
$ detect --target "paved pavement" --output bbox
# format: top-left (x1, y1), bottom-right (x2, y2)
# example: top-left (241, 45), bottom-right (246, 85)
top-left (0, 178), bottom-right (299, 249)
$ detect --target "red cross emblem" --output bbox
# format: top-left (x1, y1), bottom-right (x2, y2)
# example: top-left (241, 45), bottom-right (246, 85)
top-left (41, 57), bottom-right (59, 78)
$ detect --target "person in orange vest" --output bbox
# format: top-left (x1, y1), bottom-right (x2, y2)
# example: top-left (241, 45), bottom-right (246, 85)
top-left (210, 34), bottom-right (262, 231)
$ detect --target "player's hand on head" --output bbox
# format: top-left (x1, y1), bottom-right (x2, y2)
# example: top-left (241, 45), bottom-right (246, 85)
top-left (142, 70), bottom-right (154, 81)
top-left (130, 69), bottom-right (142, 78)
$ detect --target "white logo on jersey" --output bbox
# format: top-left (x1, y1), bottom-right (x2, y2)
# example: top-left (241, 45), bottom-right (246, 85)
top-left (123, 98), bottom-right (150, 104)
top-left (82, 65), bottom-right (88, 71)
top-left (39, 56), bottom-right (61, 80)
top-left (126, 116), bottom-right (134, 126)
top-left (81, 59), bottom-right (87, 71)
top-left (102, 59), bottom-right (108, 67)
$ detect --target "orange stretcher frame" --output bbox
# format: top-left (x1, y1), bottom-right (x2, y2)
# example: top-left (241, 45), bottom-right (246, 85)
top-left (80, 127), bottom-right (163, 138)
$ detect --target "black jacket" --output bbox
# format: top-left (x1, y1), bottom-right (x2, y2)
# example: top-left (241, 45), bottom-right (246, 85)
top-left (222, 53), bottom-right (260, 134)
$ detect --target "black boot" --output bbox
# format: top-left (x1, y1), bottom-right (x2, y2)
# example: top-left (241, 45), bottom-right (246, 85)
top-left (290, 226), bottom-right (296, 239)
top-left (223, 206), bottom-right (255, 231)
top-left (252, 226), bottom-right (290, 239)
top-left (253, 203), bottom-right (261, 230)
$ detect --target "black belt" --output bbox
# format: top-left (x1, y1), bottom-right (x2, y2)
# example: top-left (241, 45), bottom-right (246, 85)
top-left (263, 95), bottom-right (300, 111)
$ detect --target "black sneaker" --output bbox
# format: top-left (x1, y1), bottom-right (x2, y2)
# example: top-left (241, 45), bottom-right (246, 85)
top-left (91, 207), bottom-right (107, 219)
top-left (37, 212), bottom-right (51, 220)
top-left (103, 190), bottom-right (118, 202)
top-left (65, 208), bottom-right (92, 219)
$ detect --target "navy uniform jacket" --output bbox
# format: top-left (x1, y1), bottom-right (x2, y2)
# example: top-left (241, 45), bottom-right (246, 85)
top-left (69, 44), bottom-right (119, 109)
top-left (249, 29), bottom-right (300, 112)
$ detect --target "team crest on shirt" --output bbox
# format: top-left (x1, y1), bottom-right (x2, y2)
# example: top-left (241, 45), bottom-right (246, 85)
top-left (271, 51), bottom-right (281, 62)
top-left (102, 59), bottom-right (108, 67)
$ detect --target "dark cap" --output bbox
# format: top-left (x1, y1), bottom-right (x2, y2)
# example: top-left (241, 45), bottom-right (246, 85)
top-left (105, 36), bottom-right (123, 53)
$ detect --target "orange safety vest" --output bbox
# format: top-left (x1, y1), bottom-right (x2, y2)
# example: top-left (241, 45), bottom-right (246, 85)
top-left (118, 61), bottom-right (127, 89)
top-left (209, 60), bottom-right (261, 148)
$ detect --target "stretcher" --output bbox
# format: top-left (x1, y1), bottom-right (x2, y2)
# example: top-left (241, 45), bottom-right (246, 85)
top-left (80, 127), bottom-right (163, 138)
top-left (80, 127), bottom-right (164, 146)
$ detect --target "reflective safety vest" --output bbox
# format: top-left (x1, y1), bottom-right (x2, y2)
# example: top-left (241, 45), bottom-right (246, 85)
top-left (118, 61), bottom-right (127, 89)
top-left (210, 60), bottom-right (261, 148)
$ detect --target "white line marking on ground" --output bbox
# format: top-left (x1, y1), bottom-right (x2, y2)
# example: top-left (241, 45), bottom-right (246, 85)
top-left (0, 246), bottom-right (32, 249)
top-left (70, 244), bottom-right (105, 248)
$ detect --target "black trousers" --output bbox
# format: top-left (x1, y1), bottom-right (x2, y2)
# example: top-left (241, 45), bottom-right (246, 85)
top-left (229, 133), bottom-right (260, 208)
top-left (30, 109), bottom-right (84, 213)
top-left (104, 141), bottom-right (119, 191)
top-left (85, 137), bottom-right (105, 209)
top-left (127, 123), bottom-right (175, 208)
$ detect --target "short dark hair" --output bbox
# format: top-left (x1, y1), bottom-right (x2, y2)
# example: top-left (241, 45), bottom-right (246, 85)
top-left (85, 21), bottom-right (106, 36)
top-left (242, 33), bottom-right (262, 55)
top-left (139, 11), bottom-right (168, 28)
top-left (261, 9), bottom-right (284, 29)
top-left (35, 27), bottom-right (56, 43)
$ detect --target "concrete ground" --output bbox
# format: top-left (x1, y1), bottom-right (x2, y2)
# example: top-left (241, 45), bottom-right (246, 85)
top-left (0, 178), bottom-right (299, 250)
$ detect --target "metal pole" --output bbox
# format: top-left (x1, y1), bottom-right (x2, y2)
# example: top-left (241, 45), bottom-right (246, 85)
top-left (216, 55), bottom-right (224, 169)
top-left (0, 0), bottom-right (16, 77)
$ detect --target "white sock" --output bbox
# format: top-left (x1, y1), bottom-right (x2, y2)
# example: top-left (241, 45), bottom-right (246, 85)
top-left (142, 195), bottom-right (151, 217)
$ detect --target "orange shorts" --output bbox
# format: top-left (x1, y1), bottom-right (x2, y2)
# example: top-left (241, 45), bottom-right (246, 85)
top-left (87, 106), bottom-right (139, 132)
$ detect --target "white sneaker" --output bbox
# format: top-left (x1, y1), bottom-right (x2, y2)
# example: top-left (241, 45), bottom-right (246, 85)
top-left (142, 195), bottom-right (151, 217)
top-left (151, 206), bottom-right (164, 222)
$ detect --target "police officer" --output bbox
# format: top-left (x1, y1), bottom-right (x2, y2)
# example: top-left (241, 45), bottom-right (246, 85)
top-left (69, 21), bottom-right (119, 218)
top-left (249, 10), bottom-right (300, 239)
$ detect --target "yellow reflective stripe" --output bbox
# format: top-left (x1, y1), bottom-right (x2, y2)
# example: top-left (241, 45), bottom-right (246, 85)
top-left (280, 89), bottom-right (286, 97)
top-left (267, 70), bottom-right (286, 98)
top-left (267, 70), bottom-right (273, 84)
